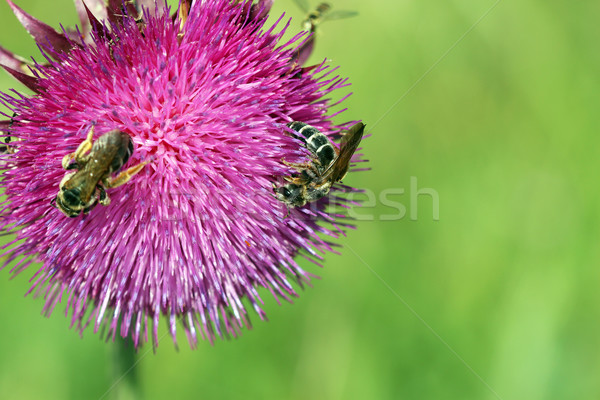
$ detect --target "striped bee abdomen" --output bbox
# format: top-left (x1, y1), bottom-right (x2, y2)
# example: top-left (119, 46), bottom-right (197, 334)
top-left (286, 121), bottom-right (336, 169)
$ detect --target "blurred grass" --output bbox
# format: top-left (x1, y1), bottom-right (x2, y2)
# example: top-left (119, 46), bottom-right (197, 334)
top-left (1, 0), bottom-right (599, 399)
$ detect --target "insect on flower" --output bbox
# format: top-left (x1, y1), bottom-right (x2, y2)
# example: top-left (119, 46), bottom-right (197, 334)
top-left (0, 0), bottom-right (367, 348)
top-left (274, 121), bottom-right (365, 208)
top-left (0, 113), bottom-right (17, 154)
top-left (52, 127), bottom-right (149, 218)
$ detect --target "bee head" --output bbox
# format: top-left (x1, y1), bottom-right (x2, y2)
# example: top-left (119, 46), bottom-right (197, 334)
top-left (54, 187), bottom-right (84, 218)
top-left (274, 183), bottom-right (306, 207)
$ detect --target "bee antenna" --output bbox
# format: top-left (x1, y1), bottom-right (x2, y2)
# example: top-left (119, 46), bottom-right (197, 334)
top-left (50, 197), bottom-right (57, 208)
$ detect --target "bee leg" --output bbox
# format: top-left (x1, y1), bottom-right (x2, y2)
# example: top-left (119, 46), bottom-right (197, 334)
top-left (104, 160), bottom-right (149, 188)
top-left (282, 159), bottom-right (315, 171)
top-left (178, 0), bottom-right (190, 33)
top-left (83, 202), bottom-right (99, 215)
top-left (285, 168), bottom-right (318, 185)
top-left (284, 205), bottom-right (292, 219)
top-left (74, 127), bottom-right (95, 162)
top-left (62, 126), bottom-right (95, 169)
top-left (97, 185), bottom-right (111, 206)
top-left (284, 175), bottom-right (310, 185)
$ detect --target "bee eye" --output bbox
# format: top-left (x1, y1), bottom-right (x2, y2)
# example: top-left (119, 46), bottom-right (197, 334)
top-left (63, 190), bottom-right (82, 207)
top-left (279, 187), bottom-right (291, 197)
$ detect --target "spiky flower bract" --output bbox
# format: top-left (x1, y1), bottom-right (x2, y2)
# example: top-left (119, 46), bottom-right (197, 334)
top-left (0, 0), bottom-right (364, 348)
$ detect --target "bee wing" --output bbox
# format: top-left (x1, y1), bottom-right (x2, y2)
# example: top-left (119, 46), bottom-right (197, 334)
top-left (293, 0), bottom-right (310, 13)
top-left (320, 122), bottom-right (365, 183)
top-left (321, 10), bottom-right (359, 22)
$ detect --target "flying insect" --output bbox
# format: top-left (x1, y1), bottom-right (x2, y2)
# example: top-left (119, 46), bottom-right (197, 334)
top-left (293, 1), bottom-right (358, 32)
top-left (290, 1), bottom-right (358, 66)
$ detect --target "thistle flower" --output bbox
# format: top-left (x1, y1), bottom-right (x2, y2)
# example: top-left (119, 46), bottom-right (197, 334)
top-left (0, 0), bottom-right (364, 348)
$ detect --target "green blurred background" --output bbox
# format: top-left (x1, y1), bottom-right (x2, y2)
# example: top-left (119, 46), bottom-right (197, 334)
top-left (1, 0), bottom-right (599, 399)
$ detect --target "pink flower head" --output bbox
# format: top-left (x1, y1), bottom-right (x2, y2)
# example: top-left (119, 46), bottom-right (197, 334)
top-left (0, 0), bottom-right (365, 348)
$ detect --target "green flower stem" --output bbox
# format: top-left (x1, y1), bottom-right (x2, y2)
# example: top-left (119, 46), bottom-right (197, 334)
top-left (111, 336), bottom-right (139, 400)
